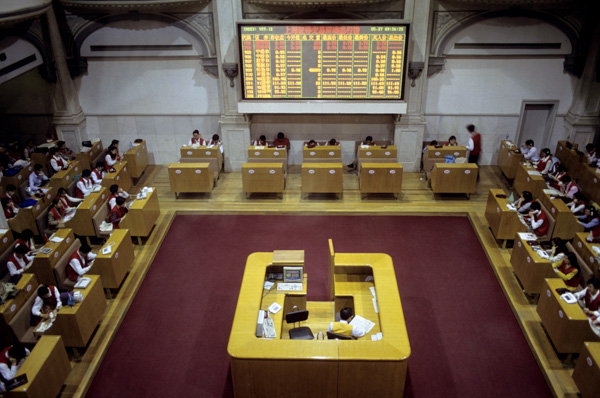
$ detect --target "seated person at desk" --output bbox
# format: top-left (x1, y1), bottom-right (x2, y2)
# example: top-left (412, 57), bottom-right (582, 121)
top-left (57, 140), bottom-right (75, 161)
top-left (252, 135), bottom-right (267, 146)
top-left (567, 192), bottom-right (586, 215)
top-left (305, 140), bottom-right (318, 148)
top-left (15, 229), bottom-right (36, 254)
top-left (361, 135), bottom-right (376, 146)
top-left (586, 143), bottom-right (597, 166)
top-left (513, 190), bottom-right (535, 214)
top-left (1, 197), bottom-right (17, 219)
top-left (547, 237), bottom-right (569, 264)
top-left (57, 187), bottom-right (82, 210)
top-left (0, 344), bottom-right (30, 394)
top-left (552, 252), bottom-right (581, 291)
top-left (536, 148), bottom-right (553, 174)
top-left (578, 206), bottom-right (600, 242)
top-left (527, 202), bottom-right (549, 236)
top-left (445, 135), bottom-right (458, 146)
top-left (30, 284), bottom-right (62, 326)
top-left (207, 134), bottom-right (224, 154)
top-left (75, 169), bottom-right (94, 199)
top-left (559, 176), bottom-right (578, 199)
top-left (66, 243), bottom-right (96, 282)
top-left (273, 132), bottom-right (290, 150)
top-left (422, 140), bottom-right (438, 154)
top-left (3, 184), bottom-right (20, 209)
top-left (521, 139), bottom-right (540, 162)
top-left (91, 162), bottom-right (105, 185)
top-left (108, 184), bottom-right (129, 210)
top-left (328, 307), bottom-right (365, 338)
top-left (47, 198), bottom-right (66, 232)
top-left (111, 139), bottom-right (122, 160)
top-left (574, 277), bottom-right (600, 326)
top-left (189, 130), bottom-right (206, 146)
top-left (23, 139), bottom-right (36, 161)
top-left (104, 145), bottom-right (119, 171)
top-left (110, 197), bottom-right (128, 229)
top-left (328, 138), bottom-right (340, 146)
top-left (6, 244), bottom-right (34, 283)
top-left (28, 164), bottom-right (49, 194)
top-left (547, 164), bottom-right (568, 190)
top-left (49, 147), bottom-right (68, 173)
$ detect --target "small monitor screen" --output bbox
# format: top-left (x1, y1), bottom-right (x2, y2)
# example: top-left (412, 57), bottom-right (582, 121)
top-left (283, 266), bottom-right (303, 283)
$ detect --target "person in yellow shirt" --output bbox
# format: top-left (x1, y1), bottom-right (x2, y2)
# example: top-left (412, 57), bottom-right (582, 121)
top-left (328, 307), bottom-right (365, 338)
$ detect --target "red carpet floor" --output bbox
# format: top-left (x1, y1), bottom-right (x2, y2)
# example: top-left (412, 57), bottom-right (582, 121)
top-left (87, 215), bottom-right (551, 398)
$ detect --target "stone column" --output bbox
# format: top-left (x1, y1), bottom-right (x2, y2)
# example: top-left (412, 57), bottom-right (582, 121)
top-left (564, 22), bottom-right (600, 147)
top-left (46, 4), bottom-right (87, 152)
top-left (395, 0), bottom-right (433, 171)
top-left (213, 0), bottom-right (250, 171)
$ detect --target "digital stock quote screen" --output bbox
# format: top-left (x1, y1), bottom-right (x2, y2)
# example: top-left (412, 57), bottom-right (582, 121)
top-left (238, 23), bottom-right (409, 100)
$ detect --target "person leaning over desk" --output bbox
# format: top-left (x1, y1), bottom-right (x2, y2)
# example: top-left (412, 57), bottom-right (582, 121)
top-left (328, 307), bottom-right (365, 338)
top-left (552, 252), bottom-right (581, 292)
top-left (0, 343), bottom-right (30, 394)
top-left (28, 164), bottom-right (49, 194)
top-left (528, 202), bottom-right (549, 236)
top-left (574, 277), bottom-right (600, 327)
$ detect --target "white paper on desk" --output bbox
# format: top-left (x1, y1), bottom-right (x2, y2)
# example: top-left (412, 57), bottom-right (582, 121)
top-left (350, 315), bottom-right (375, 334)
top-left (372, 298), bottom-right (379, 314)
top-left (49, 236), bottom-right (64, 243)
top-left (536, 250), bottom-right (550, 259)
top-left (517, 232), bottom-right (538, 241)
top-left (263, 281), bottom-right (274, 290)
top-left (254, 146), bottom-right (265, 150)
top-left (35, 319), bottom-right (54, 333)
top-left (527, 170), bottom-right (542, 176)
top-left (74, 277), bottom-right (91, 289)
top-left (102, 246), bottom-right (112, 255)
top-left (371, 332), bottom-right (383, 341)
top-left (505, 204), bottom-right (517, 211)
top-left (544, 188), bottom-right (562, 196)
top-left (0, 229), bottom-right (8, 234)
top-left (369, 286), bottom-right (377, 299)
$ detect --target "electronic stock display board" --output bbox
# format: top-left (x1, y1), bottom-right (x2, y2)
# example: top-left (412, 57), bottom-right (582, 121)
top-left (238, 23), bottom-right (409, 101)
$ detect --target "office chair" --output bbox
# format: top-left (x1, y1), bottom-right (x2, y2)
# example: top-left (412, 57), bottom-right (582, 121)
top-left (327, 331), bottom-right (353, 340)
top-left (285, 307), bottom-right (314, 340)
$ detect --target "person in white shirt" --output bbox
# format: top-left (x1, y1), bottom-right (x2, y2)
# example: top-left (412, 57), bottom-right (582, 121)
top-left (521, 139), bottom-right (540, 162)
top-left (6, 245), bottom-right (34, 280)
top-left (207, 134), bottom-right (224, 154)
top-left (31, 285), bottom-right (62, 325)
top-left (0, 344), bottom-right (30, 394)
top-left (104, 145), bottom-right (119, 170)
top-left (574, 277), bottom-right (600, 325)
top-left (66, 243), bottom-right (96, 282)
top-left (108, 184), bottom-right (129, 209)
top-left (49, 147), bottom-right (68, 173)
top-left (91, 162), bottom-right (105, 185)
top-left (188, 130), bottom-right (206, 146)
top-left (75, 170), bottom-right (94, 198)
top-left (28, 164), bottom-right (48, 194)
top-left (327, 307), bottom-right (365, 338)
top-left (252, 135), bottom-right (268, 146)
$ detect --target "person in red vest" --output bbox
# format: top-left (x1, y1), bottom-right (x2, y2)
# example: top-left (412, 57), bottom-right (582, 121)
top-left (30, 284), bottom-right (62, 326)
top-left (552, 252), bottom-right (581, 291)
top-left (528, 202), bottom-right (548, 236)
top-left (0, 343), bottom-right (30, 394)
top-left (189, 130), bottom-right (206, 146)
top-left (57, 140), bottom-right (75, 161)
top-left (6, 244), bottom-right (33, 283)
top-left (47, 198), bottom-right (65, 232)
top-left (107, 184), bottom-right (129, 210)
top-left (574, 277), bottom-right (600, 325)
top-left (15, 229), bottom-right (36, 255)
top-left (3, 184), bottom-right (20, 209)
top-left (465, 124), bottom-right (481, 165)
top-left (252, 135), bottom-right (268, 146)
top-left (273, 132), bottom-right (290, 150)
top-left (445, 135), bottom-right (458, 146)
top-left (91, 162), bottom-right (105, 185)
top-left (585, 143), bottom-right (597, 166)
top-left (111, 140), bottom-right (122, 161)
top-left (536, 148), bottom-right (553, 174)
top-left (104, 145), bottom-right (119, 171)
top-left (49, 147), bottom-right (68, 173)
top-left (110, 197), bottom-right (128, 229)
top-left (66, 243), bottom-right (96, 282)
top-left (1, 198), bottom-right (16, 219)
top-left (75, 169), bottom-right (94, 199)
top-left (548, 164), bottom-right (568, 190)
top-left (57, 187), bottom-right (82, 211)
top-left (328, 307), bottom-right (365, 338)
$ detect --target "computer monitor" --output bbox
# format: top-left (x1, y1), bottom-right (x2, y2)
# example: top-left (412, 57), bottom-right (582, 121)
top-left (283, 266), bottom-right (303, 283)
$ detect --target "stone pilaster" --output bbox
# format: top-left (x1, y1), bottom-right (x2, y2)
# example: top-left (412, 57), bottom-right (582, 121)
top-left (220, 114), bottom-right (251, 172)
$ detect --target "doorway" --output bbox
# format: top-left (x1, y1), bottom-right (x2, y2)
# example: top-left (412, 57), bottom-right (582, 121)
top-left (516, 101), bottom-right (559, 150)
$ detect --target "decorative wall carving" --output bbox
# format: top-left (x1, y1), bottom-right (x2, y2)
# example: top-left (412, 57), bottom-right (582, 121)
top-left (0, 1), bottom-right (52, 27)
top-left (244, 0), bottom-right (392, 7)
top-left (59, 0), bottom-right (210, 10)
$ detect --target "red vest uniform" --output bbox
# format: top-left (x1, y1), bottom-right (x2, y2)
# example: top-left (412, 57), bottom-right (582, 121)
top-left (110, 206), bottom-right (127, 229)
top-left (533, 210), bottom-right (549, 236)
top-left (7, 253), bottom-right (25, 272)
top-left (91, 169), bottom-right (103, 181)
top-left (191, 137), bottom-right (205, 145)
top-left (75, 178), bottom-right (92, 198)
top-left (43, 286), bottom-right (58, 311)
top-left (0, 346), bottom-right (12, 368)
top-left (15, 238), bottom-right (32, 251)
top-left (3, 206), bottom-right (14, 219)
top-left (584, 290), bottom-right (600, 311)
top-left (557, 261), bottom-right (581, 288)
top-left (66, 250), bottom-right (85, 281)
top-left (52, 155), bottom-right (65, 169)
top-left (537, 157), bottom-right (551, 173)
top-left (470, 133), bottom-right (482, 155)
top-left (3, 193), bottom-right (19, 208)
top-left (273, 138), bottom-right (289, 148)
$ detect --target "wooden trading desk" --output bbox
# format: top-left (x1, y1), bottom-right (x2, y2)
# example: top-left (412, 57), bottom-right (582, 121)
top-left (497, 140), bottom-right (524, 179)
top-left (180, 145), bottom-right (222, 179)
top-left (48, 161), bottom-right (81, 191)
top-left (301, 163), bottom-right (343, 198)
top-left (359, 163), bottom-right (403, 198)
top-left (0, 228), bottom-right (15, 254)
top-left (38, 275), bottom-right (106, 347)
top-left (123, 140), bottom-right (149, 179)
top-left (536, 278), bottom-right (600, 354)
top-left (303, 146), bottom-right (342, 163)
top-left (65, 187), bottom-right (108, 237)
top-left (8, 335), bottom-right (71, 398)
top-left (247, 146), bottom-right (288, 172)
top-left (572, 232), bottom-right (600, 279)
top-left (555, 140), bottom-right (585, 181)
top-left (423, 146), bottom-right (467, 173)
top-left (90, 229), bottom-right (135, 289)
top-left (513, 162), bottom-right (546, 198)
top-left (30, 152), bottom-right (50, 175)
top-left (0, 274), bottom-right (37, 348)
top-left (484, 188), bottom-right (526, 242)
top-left (578, 165), bottom-right (600, 205)
top-left (75, 140), bottom-right (104, 170)
top-left (168, 163), bottom-right (213, 198)
top-left (7, 187), bottom-right (57, 236)
top-left (0, 163), bottom-right (33, 190)
top-left (120, 190), bottom-right (160, 243)
top-left (30, 229), bottom-right (75, 285)
top-left (228, 249), bottom-right (410, 398)
top-left (430, 163), bottom-right (478, 197)
top-left (241, 163), bottom-right (285, 197)
top-left (538, 192), bottom-right (583, 240)
top-left (510, 233), bottom-right (555, 294)
top-left (572, 342), bottom-right (600, 398)
top-left (101, 161), bottom-right (132, 192)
